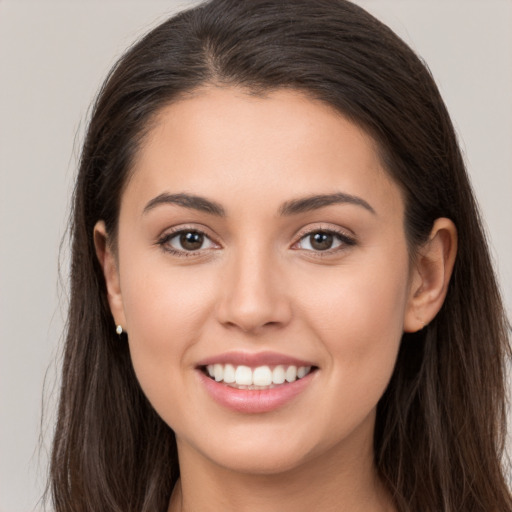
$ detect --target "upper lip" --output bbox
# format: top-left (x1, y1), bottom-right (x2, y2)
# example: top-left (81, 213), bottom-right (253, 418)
top-left (195, 351), bottom-right (317, 368)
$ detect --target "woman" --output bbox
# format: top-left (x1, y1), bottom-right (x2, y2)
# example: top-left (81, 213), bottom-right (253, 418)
top-left (49, 0), bottom-right (511, 510)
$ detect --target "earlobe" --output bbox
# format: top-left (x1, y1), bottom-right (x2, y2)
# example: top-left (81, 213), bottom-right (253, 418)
top-left (93, 221), bottom-right (127, 330)
top-left (403, 218), bottom-right (457, 333)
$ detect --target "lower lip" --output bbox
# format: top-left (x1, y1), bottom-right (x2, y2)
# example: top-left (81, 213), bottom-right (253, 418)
top-left (197, 370), bottom-right (316, 414)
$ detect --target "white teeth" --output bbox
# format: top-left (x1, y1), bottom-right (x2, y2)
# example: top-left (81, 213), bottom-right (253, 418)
top-left (285, 366), bottom-right (297, 382)
top-left (214, 364), bottom-right (223, 382)
top-left (235, 365), bottom-right (253, 386)
top-left (205, 364), bottom-right (313, 387)
top-left (297, 366), bottom-right (310, 379)
top-left (253, 366), bottom-right (272, 386)
top-left (272, 365), bottom-right (286, 384)
top-left (223, 364), bottom-right (235, 383)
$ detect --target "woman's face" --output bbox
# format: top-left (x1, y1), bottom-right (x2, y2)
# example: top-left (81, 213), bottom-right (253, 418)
top-left (103, 87), bottom-right (418, 475)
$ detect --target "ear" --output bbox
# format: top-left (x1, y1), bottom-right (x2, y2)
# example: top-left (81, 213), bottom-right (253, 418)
top-left (403, 218), bottom-right (457, 333)
top-left (93, 221), bottom-right (127, 330)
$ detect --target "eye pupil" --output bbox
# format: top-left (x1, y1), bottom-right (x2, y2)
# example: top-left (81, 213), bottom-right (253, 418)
top-left (180, 231), bottom-right (204, 250)
top-left (310, 232), bottom-right (333, 251)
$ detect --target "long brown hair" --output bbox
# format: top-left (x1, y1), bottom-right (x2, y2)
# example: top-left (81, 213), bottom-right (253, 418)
top-left (49, 1), bottom-right (511, 510)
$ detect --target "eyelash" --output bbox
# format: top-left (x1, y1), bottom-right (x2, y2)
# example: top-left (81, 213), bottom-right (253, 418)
top-left (156, 226), bottom-right (218, 257)
top-left (156, 226), bottom-right (356, 257)
top-left (292, 227), bottom-right (356, 255)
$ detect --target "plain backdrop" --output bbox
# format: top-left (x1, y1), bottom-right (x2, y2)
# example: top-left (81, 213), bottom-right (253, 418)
top-left (1, 1), bottom-right (511, 511)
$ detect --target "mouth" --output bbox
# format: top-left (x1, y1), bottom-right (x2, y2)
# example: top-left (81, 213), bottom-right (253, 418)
top-left (200, 363), bottom-right (317, 390)
top-left (195, 352), bottom-right (319, 413)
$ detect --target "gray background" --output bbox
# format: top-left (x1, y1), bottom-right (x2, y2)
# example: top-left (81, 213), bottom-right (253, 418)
top-left (1, 1), bottom-right (511, 511)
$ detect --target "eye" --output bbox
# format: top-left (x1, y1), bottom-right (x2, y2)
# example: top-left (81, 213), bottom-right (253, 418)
top-left (159, 229), bottom-right (217, 254)
top-left (295, 230), bottom-right (355, 252)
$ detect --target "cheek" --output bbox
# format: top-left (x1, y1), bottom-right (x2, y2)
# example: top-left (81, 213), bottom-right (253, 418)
top-left (300, 254), bottom-right (409, 338)
top-left (119, 257), bottom-right (219, 404)
top-left (296, 256), bottom-right (409, 407)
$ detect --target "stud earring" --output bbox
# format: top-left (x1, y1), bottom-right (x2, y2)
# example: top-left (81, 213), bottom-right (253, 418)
top-left (116, 325), bottom-right (123, 335)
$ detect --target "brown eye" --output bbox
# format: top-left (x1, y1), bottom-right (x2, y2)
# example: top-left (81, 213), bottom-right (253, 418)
top-left (295, 229), bottom-right (355, 253)
top-left (161, 229), bottom-right (217, 254)
top-left (309, 232), bottom-right (334, 251)
top-left (179, 231), bottom-right (204, 251)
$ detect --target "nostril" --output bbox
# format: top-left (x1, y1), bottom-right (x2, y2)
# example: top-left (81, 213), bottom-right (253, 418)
top-left (214, 271), bottom-right (293, 332)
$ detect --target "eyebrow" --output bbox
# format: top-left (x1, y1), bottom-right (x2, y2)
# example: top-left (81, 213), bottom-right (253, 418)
top-left (142, 191), bottom-right (375, 217)
top-left (143, 193), bottom-right (226, 216)
top-left (279, 193), bottom-right (376, 216)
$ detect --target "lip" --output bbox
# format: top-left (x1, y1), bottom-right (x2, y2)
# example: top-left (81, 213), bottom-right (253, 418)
top-left (196, 351), bottom-right (318, 414)
top-left (196, 350), bottom-right (316, 368)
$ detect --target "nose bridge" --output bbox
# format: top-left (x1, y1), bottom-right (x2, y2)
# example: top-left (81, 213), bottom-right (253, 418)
top-left (216, 239), bottom-right (291, 332)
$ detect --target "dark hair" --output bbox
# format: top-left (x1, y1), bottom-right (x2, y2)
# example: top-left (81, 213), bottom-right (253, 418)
top-left (50, 1), bottom-right (511, 510)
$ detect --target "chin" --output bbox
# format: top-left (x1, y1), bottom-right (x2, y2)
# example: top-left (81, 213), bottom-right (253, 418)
top-left (202, 441), bottom-right (315, 476)
top-left (175, 415), bottom-right (360, 478)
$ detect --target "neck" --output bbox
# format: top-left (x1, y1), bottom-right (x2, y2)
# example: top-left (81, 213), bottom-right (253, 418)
top-left (168, 428), bottom-right (395, 512)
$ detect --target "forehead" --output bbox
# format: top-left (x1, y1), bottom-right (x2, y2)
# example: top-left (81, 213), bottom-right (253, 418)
top-left (123, 86), bottom-right (403, 220)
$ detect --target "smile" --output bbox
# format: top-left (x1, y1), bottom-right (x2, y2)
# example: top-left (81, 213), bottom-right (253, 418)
top-left (196, 353), bottom-right (318, 413)
top-left (204, 364), bottom-right (313, 389)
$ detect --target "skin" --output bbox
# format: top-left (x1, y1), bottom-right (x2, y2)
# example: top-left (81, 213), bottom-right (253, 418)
top-left (95, 87), bottom-right (457, 512)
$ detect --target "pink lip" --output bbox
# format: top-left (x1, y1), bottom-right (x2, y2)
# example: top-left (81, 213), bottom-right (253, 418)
top-left (196, 350), bottom-right (315, 368)
top-left (196, 368), bottom-right (317, 414)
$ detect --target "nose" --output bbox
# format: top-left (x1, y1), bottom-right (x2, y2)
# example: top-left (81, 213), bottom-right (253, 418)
top-left (215, 245), bottom-right (292, 333)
